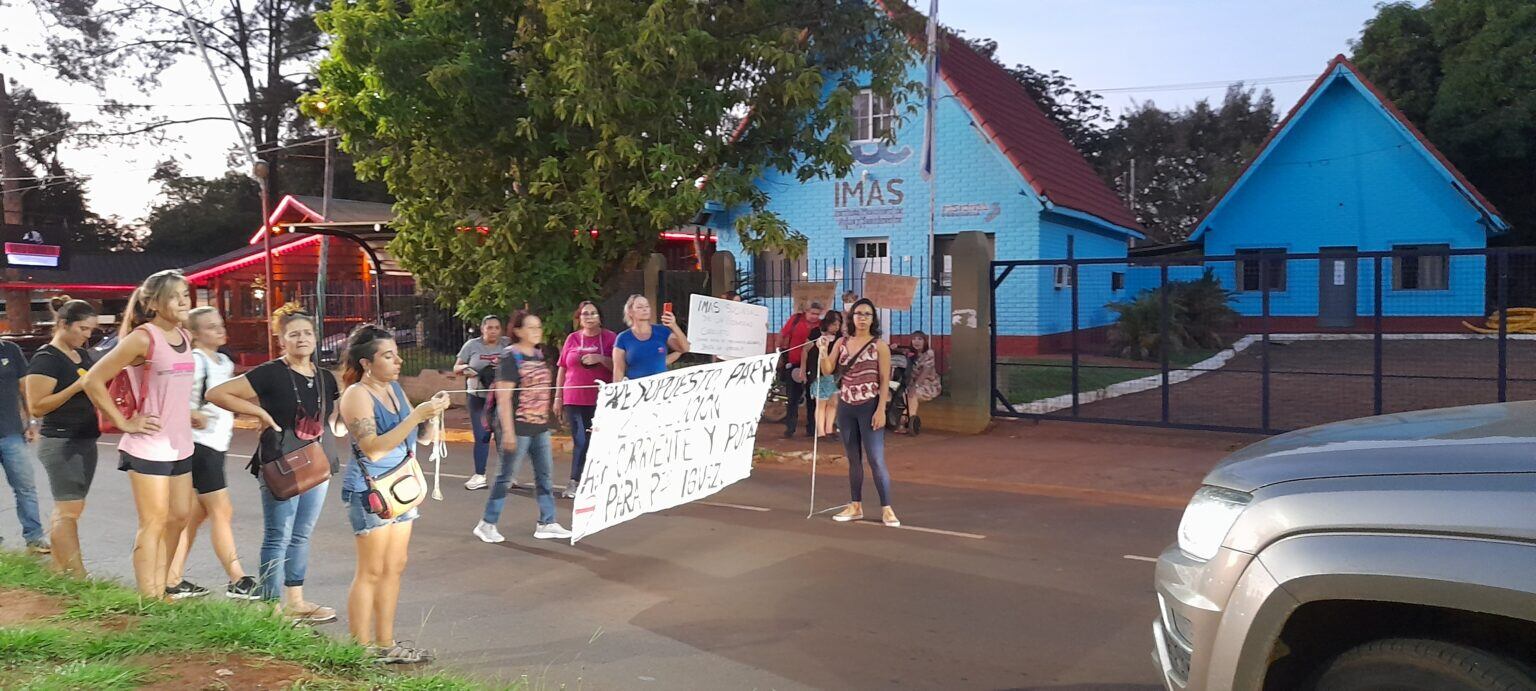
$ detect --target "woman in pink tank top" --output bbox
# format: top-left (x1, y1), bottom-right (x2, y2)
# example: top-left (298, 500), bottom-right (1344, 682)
top-left (83, 270), bottom-right (197, 598)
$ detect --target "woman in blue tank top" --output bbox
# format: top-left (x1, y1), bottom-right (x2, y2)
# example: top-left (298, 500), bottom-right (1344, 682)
top-left (337, 325), bottom-right (448, 665)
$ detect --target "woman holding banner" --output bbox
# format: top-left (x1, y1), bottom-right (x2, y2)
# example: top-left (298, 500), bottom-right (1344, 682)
top-left (554, 301), bottom-right (614, 499)
top-left (817, 298), bottom-right (899, 527)
top-left (611, 295), bottom-right (689, 381)
top-left (475, 311), bottom-right (570, 543)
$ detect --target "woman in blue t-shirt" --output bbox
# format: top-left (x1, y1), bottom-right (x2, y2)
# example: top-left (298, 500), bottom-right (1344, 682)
top-left (336, 325), bottom-right (449, 665)
top-left (611, 295), bottom-right (689, 381)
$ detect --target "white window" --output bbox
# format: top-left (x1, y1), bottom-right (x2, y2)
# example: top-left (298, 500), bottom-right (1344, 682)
top-left (851, 89), bottom-right (894, 143)
top-left (1053, 265), bottom-right (1073, 290)
top-left (1393, 244), bottom-right (1449, 291)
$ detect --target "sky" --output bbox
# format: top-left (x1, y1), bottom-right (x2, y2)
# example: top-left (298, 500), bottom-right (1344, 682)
top-left (1, 0), bottom-right (1391, 225)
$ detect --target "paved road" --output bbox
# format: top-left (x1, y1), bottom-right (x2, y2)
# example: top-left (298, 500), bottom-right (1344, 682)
top-left (0, 430), bottom-right (1176, 690)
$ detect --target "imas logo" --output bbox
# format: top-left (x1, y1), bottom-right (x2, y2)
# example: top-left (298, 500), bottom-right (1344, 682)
top-left (851, 141), bottom-right (912, 166)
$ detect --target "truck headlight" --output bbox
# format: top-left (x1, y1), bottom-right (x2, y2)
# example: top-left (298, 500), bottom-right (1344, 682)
top-left (1177, 486), bottom-right (1251, 561)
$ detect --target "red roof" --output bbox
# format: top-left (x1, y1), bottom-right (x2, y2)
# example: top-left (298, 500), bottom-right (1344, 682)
top-left (1193, 54), bottom-right (1505, 238)
top-left (876, 1), bottom-right (1140, 232)
top-left (934, 32), bottom-right (1141, 232)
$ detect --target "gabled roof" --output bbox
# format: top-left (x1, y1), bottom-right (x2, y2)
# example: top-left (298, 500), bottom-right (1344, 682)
top-left (247, 195), bottom-right (395, 244)
top-left (1191, 54), bottom-right (1507, 241)
top-left (5, 253), bottom-right (204, 290)
top-left (878, 1), bottom-right (1141, 235)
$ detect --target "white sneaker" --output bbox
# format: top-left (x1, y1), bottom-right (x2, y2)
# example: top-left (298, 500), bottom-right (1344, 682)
top-left (533, 522), bottom-right (572, 540)
top-left (464, 474), bottom-right (488, 490)
top-left (561, 481), bottom-right (578, 499)
top-left (472, 520), bottom-right (505, 543)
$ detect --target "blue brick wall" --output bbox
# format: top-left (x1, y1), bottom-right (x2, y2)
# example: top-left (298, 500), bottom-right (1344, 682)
top-left (714, 61), bottom-right (1131, 337)
top-left (1197, 69), bottom-right (1491, 319)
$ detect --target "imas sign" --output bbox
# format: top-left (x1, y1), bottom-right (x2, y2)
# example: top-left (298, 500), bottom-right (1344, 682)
top-left (833, 177), bottom-right (906, 231)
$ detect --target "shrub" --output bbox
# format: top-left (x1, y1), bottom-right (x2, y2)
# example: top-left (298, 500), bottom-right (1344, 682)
top-left (1108, 270), bottom-right (1237, 360)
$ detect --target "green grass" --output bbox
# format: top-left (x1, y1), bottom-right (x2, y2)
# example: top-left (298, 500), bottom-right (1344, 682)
top-left (0, 553), bottom-right (512, 689)
top-left (1000, 350), bottom-right (1218, 404)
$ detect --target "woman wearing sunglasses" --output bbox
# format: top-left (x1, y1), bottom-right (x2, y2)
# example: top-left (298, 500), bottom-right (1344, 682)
top-left (206, 304), bottom-right (343, 622)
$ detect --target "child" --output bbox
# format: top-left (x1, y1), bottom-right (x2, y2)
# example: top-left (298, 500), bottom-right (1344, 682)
top-left (806, 310), bottom-right (844, 438)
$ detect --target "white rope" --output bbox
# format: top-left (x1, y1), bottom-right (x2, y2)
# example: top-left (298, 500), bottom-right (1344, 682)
top-left (429, 409), bottom-right (447, 501)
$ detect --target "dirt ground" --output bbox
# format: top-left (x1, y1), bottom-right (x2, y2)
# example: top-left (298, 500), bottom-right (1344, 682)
top-left (0, 588), bottom-right (65, 626)
top-left (1032, 339), bottom-right (1536, 432)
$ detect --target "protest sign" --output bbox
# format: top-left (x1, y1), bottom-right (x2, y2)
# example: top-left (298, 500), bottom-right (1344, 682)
top-left (863, 272), bottom-right (918, 310)
top-left (791, 281), bottom-right (837, 312)
top-left (686, 295), bottom-right (769, 359)
top-left (570, 352), bottom-right (778, 542)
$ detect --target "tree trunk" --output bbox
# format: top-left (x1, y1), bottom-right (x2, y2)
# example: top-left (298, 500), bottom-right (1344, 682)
top-left (0, 75), bottom-right (25, 226)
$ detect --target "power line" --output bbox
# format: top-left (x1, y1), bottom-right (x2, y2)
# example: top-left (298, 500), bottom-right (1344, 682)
top-left (1092, 74), bottom-right (1316, 94)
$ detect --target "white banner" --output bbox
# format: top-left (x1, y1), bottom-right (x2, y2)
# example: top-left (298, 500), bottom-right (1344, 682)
top-left (685, 295), bottom-right (770, 359)
top-left (570, 352), bottom-right (778, 542)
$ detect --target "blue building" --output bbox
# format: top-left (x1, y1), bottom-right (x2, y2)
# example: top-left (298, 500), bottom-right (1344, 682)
top-left (709, 25), bottom-right (1141, 355)
top-left (1188, 55), bottom-right (1509, 329)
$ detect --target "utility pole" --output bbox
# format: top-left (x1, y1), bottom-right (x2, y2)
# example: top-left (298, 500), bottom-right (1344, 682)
top-left (316, 136), bottom-right (332, 366)
top-left (0, 75), bottom-right (31, 333)
top-left (1128, 158), bottom-right (1137, 215)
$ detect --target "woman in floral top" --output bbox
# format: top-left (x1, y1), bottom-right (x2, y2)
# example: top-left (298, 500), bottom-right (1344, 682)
top-left (816, 298), bottom-right (899, 527)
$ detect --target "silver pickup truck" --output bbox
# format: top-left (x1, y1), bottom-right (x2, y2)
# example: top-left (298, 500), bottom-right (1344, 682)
top-left (1153, 401), bottom-right (1536, 690)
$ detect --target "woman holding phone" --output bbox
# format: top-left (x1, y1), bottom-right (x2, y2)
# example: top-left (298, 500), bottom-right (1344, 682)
top-left (611, 295), bottom-right (688, 381)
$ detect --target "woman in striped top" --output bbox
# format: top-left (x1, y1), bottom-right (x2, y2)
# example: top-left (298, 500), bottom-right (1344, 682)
top-left (816, 298), bottom-right (899, 528)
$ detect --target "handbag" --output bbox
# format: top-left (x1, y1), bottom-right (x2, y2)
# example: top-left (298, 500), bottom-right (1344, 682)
top-left (361, 453), bottom-right (426, 519)
top-left (97, 326), bottom-right (148, 435)
top-left (261, 441), bottom-right (331, 501)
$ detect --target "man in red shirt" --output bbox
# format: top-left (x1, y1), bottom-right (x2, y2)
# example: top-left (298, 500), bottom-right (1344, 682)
top-left (776, 301), bottom-right (823, 437)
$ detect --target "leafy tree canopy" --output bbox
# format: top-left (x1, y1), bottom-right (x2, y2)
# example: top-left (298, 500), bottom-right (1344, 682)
top-left (1352, 0), bottom-right (1536, 243)
top-left (307, 0), bottom-right (920, 320)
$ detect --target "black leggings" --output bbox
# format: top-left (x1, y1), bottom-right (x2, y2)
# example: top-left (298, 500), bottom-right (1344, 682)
top-left (836, 399), bottom-right (891, 506)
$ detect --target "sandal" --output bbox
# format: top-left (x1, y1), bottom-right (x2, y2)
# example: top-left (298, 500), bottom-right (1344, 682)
top-left (369, 641), bottom-right (435, 665)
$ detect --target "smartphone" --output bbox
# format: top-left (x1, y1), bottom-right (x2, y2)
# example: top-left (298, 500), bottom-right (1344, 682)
top-left (663, 302), bottom-right (674, 315)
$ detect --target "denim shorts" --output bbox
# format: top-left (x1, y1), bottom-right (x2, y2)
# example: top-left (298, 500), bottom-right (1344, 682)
top-left (341, 489), bottom-right (418, 536)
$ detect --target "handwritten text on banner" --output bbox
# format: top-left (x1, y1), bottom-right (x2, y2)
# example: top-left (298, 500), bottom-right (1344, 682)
top-left (570, 352), bottom-right (778, 542)
top-left (685, 295), bottom-right (769, 359)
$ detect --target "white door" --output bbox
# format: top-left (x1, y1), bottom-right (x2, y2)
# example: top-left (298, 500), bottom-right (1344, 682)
top-left (848, 238), bottom-right (892, 341)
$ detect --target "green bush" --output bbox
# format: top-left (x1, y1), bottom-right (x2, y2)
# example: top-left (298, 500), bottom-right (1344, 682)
top-left (1108, 271), bottom-right (1238, 361)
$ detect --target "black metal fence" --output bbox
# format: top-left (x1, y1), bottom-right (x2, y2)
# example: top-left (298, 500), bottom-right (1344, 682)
top-left (739, 256), bottom-right (950, 373)
top-left (293, 282), bottom-right (473, 377)
top-left (991, 247), bottom-right (1536, 434)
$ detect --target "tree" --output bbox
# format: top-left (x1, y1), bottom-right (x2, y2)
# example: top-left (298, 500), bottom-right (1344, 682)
top-left (2, 80), bottom-right (131, 251)
top-left (1352, 0), bottom-right (1536, 243)
top-left (142, 161), bottom-right (260, 256)
top-left (308, 0), bottom-right (920, 321)
top-left (1096, 86), bottom-right (1278, 242)
top-left (964, 37), bottom-right (1111, 158)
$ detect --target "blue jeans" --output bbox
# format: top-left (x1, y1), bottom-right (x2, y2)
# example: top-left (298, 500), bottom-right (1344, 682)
top-left (482, 425), bottom-right (554, 526)
top-left (836, 400), bottom-right (891, 506)
top-left (0, 434), bottom-right (45, 543)
top-left (258, 479), bottom-right (328, 601)
top-left (564, 405), bottom-right (597, 483)
top-left (466, 395), bottom-right (493, 476)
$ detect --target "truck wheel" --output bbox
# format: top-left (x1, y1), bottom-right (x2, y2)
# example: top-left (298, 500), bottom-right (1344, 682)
top-left (1312, 638), bottom-right (1536, 691)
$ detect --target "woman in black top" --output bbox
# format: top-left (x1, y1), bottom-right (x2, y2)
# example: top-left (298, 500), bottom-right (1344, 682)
top-left (22, 298), bottom-right (99, 575)
top-left (206, 305), bottom-right (344, 622)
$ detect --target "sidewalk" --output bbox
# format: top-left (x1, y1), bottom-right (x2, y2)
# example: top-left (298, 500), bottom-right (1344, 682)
top-left (750, 418), bottom-right (1261, 509)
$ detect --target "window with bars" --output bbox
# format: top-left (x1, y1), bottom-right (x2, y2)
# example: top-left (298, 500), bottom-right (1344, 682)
top-left (1236, 249), bottom-right (1287, 292)
top-left (1392, 244), bottom-right (1449, 290)
top-left (850, 89), bottom-right (895, 143)
top-left (931, 234), bottom-right (995, 295)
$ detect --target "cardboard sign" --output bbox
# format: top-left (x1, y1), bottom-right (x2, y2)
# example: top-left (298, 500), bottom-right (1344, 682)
top-left (862, 272), bottom-right (918, 310)
top-left (570, 353), bottom-right (778, 542)
top-left (686, 295), bottom-right (769, 359)
top-left (791, 281), bottom-right (837, 312)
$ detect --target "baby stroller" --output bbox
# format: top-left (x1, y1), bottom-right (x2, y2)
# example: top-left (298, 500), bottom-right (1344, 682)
top-left (885, 349), bottom-right (918, 433)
